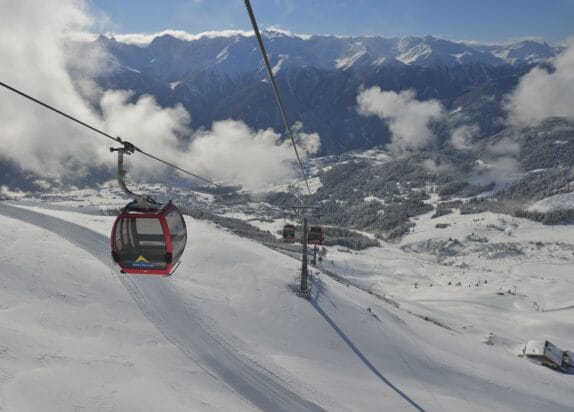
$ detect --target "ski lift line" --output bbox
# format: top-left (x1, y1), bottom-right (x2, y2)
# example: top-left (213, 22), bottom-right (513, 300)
top-left (0, 80), bottom-right (219, 187)
top-left (243, 0), bottom-right (312, 195)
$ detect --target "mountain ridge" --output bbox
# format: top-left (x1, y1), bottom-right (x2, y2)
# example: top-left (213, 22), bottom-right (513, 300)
top-left (79, 30), bottom-right (555, 156)
top-left (95, 30), bottom-right (559, 77)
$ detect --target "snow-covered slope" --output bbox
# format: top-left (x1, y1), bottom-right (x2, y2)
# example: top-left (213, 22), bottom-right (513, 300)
top-left (472, 40), bottom-right (558, 65)
top-left (0, 204), bottom-right (247, 411)
top-left (1, 202), bottom-right (573, 411)
top-left (322, 209), bottom-right (574, 360)
top-left (529, 192), bottom-right (574, 212)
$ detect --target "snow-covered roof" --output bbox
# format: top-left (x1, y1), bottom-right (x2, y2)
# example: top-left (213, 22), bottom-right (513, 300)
top-left (524, 340), bottom-right (564, 366)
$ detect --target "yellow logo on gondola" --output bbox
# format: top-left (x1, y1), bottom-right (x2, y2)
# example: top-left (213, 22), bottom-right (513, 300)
top-left (133, 255), bottom-right (155, 268)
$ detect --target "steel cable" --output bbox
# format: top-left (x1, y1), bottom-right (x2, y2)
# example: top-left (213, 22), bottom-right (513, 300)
top-left (244, 0), bottom-right (312, 195)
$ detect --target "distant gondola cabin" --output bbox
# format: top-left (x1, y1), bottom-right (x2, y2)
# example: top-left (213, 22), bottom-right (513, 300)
top-left (282, 224), bottom-right (296, 242)
top-left (307, 225), bottom-right (324, 245)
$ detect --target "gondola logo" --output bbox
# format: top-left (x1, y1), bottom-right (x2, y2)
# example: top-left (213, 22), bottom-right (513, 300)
top-left (133, 255), bottom-right (154, 268)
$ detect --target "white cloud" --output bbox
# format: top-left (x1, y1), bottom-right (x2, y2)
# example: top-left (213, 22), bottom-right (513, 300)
top-left (103, 29), bottom-right (253, 47)
top-left (357, 87), bottom-right (445, 156)
top-left (422, 159), bottom-right (452, 174)
top-left (0, 0), bottom-right (106, 179)
top-left (505, 38), bottom-right (574, 126)
top-left (265, 26), bottom-right (312, 40)
top-left (450, 124), bottom-right (480, 149)
top-left (185, 120), bottom-right (320, 190)
top-left (94, 27), bottom-right (312, 46)
top-left (66, 26), bottom-right (313, 46)
top-left (99, 90), bottom-right (192, 179)
top-left (487, 137), bottom-right (520, 156)
top-left (470, 156), bottom-right (521, 187)
top-left (0, 185), bottom-right (26, 199)
top-left (0, 0), bottom-right (320, 190)
top-left (470, 136), bottom-right (522, 186)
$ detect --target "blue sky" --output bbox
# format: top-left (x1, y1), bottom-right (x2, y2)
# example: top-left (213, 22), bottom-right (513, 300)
top-left (89, 0), bottom-right (574, 43)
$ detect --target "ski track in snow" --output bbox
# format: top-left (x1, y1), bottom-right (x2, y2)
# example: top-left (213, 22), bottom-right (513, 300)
top-left (0, 203), bottom-right (324, 412)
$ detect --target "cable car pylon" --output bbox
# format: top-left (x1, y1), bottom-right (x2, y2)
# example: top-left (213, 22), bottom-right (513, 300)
top-left (291, 205), bottom-right (321, 297)
top-left (301, 215), bottom-right (309, 297)
top-left (244, 1), bottom-right (327, 296)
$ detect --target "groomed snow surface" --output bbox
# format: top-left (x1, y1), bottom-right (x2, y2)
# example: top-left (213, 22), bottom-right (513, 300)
top-left (0, 202), bottom-right (573, 411)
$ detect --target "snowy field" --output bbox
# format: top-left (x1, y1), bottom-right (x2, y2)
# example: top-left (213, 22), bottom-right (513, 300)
top-left (321, 209), bottom-right (574, 355)
top-left (0, 200), bottom-right (573, 411)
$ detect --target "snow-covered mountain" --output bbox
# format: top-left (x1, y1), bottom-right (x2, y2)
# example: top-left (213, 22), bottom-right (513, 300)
top-left (2, 30), bottom-right (564, 191)
top-left (74, 30), bottom-right (559, 157)
top-left (94, 30), bottom-right (558, 78)
top-left (471, 39), bottom-right (559, 66)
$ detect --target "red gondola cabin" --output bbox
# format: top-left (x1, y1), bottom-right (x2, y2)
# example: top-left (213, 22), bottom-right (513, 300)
top-left (111, 202), bottom-right (187, 276)
top-left (307, 225), bottom-right (324, 245)
top-left (282, 223), bottom-right (296, 242)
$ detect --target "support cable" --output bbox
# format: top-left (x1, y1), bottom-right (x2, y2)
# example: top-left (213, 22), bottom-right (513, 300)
top-left (0, 80), bottom-right (219, 187)
top-left (243, 0), bottom-right (312, 195)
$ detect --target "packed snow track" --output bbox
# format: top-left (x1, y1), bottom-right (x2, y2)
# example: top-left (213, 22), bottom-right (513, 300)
top-left (0, 203), bottom-right (324, 412)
